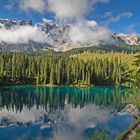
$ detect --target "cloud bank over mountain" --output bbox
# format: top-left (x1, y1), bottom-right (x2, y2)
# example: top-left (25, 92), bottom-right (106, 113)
top-left (0, 25), bottom-right (47, 44)
top-left (0, 0), bottom-right (113, 49)
top-left (0, 0), bottom-right (137, 52)
top-left (47, 0), bottom-right (113, 46)
top-left (69, 21), bottom-right (112, 45)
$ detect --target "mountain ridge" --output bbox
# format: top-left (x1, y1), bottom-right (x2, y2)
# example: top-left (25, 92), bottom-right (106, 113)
top-left (0, 19), bottom-right (139, 52)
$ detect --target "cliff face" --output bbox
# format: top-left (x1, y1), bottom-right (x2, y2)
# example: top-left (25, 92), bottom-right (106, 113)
top-left (0, 19), bottom-right (33, 29)
top-left (117, 34), bottom-right (140, 46)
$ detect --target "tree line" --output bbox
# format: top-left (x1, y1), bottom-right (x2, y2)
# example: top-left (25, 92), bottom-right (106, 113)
top-left (0, 51), bottom-right (137, 86)
top-left (134, 55), bottom-right (140, 87)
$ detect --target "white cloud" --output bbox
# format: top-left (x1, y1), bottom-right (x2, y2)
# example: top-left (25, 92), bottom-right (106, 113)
top-left (2, 0), bottom-right (113, 49)
top-left (0, 106), bottom-right (46, 126)
top-left (47, 0), bottom-right (112, 46)
top-left (87, 20), bottom-right (98, 27)
top-left (103, 12), bottom-right (133, 25)
top-left (47, 0), bottom-right (89, 20)
top-left (0, 25), bottom-right (47, 44)
top-left (43, 18), bottom-right (53, 23)
top-left (19, 0), bottom-right (47, 13)
top-left (50, 105), bottom-right (112, 140)
top-left (47, 0), bottom-right (110, 20)
top-left (0, 104), bottom-right (112, 140)
top-left (69, 21), bottom-right (113, 46)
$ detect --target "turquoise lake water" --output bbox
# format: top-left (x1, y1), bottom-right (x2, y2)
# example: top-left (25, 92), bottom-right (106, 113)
top-left (0, 86), bottom-right (136, 140)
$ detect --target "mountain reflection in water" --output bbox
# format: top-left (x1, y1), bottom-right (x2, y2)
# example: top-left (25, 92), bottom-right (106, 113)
top-left (0, 86), bottom-right (136, 140)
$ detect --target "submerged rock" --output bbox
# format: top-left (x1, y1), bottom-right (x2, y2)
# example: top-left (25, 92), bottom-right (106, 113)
top-left (121, 104), bottom-right (139, 116)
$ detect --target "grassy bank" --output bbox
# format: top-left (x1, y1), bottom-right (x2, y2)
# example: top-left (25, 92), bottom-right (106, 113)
top-left (132, 128), bottom-right (140, 140)
top-left (116, 117), bottom-right (140, 140)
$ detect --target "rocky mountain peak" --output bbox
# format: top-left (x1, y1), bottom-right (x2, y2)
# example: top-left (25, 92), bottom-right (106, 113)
top-left (0, 18), bottom-right (140, 52)
top-left (0, 19), bottom-right (33, 29)
top-left (117, 34), bottom-right (140, 46)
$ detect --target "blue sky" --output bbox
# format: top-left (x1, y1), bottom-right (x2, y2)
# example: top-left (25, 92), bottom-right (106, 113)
top-left (0, 0), bottom-right (139, 34)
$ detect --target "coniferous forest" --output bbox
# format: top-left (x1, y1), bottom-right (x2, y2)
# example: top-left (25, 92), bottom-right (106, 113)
top-left (0, 51), bottom-right (139, 86)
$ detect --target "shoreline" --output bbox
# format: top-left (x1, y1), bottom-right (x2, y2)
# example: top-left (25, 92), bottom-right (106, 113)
top-left (117, 112), bottom-right (140, 140)
top-left (0, 84), bottom-right (129, 88)
top-left (117, 118), bottom-right (140, 140)
top-left (37, 84), bottom-right (95, 88)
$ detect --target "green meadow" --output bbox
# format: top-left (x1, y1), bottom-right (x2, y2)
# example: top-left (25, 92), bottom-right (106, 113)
top-left (72, 52), bottom-right (139, 70)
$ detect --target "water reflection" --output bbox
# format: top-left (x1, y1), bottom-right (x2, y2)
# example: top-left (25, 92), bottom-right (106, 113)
top-left (0, 86), bottom-right (128, 111)
top-left (0, 86), bottom-right (135, 140)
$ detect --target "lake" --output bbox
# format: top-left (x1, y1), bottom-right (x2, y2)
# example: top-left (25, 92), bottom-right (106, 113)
top-left (0, 86), bottom-right (136, 140)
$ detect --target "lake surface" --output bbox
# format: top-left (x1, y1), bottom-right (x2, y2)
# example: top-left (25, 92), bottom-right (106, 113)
top-left (0, 86), bottom-right (136, 140)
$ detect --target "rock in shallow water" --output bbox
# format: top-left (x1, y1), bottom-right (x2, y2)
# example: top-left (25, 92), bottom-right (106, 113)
top-left (121, 104), bottom-right (139, 116)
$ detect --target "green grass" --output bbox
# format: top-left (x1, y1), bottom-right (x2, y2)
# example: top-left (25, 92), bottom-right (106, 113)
top-left (116, 118), bottom-right (140, 140)
top-left (72, 53), bottom-right (138, 70)
top-left (132, 128), bottom-right (140, 140)
top-left (125, 92), bottom-right (140, 108)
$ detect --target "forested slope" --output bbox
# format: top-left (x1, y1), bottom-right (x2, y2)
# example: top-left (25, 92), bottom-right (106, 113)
top-left (0, 51), bottom-right (139, 86)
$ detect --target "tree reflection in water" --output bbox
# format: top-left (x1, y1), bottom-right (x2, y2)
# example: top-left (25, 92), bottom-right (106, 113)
top-left (0, 86), bottom-right (137, 140)
top-left (0, 86), bottom-right (129, 112)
